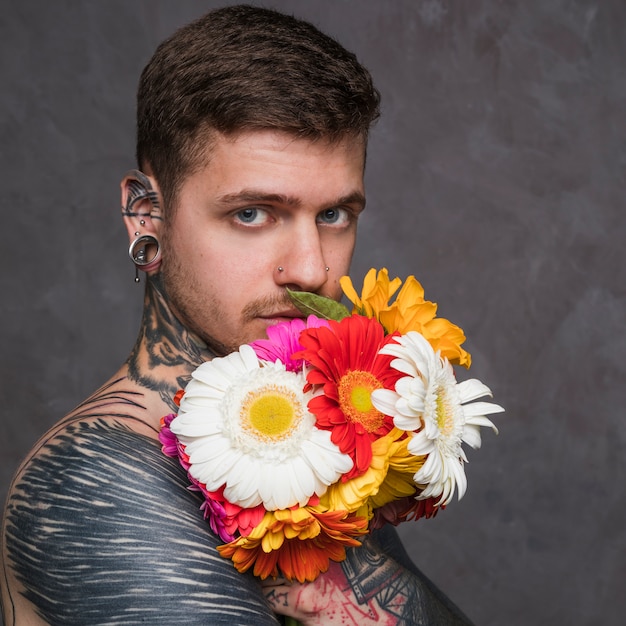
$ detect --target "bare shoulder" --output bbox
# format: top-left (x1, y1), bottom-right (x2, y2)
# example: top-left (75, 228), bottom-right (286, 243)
top-left (1, 381), bottom-right (278, 625)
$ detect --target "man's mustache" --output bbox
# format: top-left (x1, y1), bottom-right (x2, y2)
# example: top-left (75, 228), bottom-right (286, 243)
top-left (241, 292), bottom-right (301, 321)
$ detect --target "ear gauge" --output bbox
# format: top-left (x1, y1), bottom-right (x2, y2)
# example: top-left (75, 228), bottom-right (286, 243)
top-left (129, 234), bottom-right (161, 283)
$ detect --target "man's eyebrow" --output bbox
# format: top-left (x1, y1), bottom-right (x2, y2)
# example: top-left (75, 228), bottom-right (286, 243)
top-left (335, 191), bottom-right (366, 210)
top-left (216, 189), bottom-right (366, 210)
top-left (217, 190), bottom-right (301, 207)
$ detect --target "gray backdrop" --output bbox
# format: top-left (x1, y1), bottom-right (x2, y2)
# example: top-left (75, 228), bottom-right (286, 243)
top-left (1, 1), bottom-right (624, 624)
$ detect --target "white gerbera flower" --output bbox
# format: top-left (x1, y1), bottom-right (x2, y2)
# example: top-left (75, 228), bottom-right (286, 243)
top-left (371, 332), bottom-right (504, 506)
top-left (170, 344), bottom-right (353, 511)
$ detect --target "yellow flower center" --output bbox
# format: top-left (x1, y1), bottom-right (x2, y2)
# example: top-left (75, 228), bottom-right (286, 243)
top-left (436, 388), bottom-right (454, 436)
top-left (338, 370), bottom-right (385, 433)
top-left (243, 387), bottom-right (301, 441)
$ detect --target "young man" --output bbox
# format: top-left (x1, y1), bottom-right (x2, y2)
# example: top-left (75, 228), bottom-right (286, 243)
top-left (1, 6), bottom-right (472, 624)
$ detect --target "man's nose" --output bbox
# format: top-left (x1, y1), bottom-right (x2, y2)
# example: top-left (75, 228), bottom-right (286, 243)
top-left (274, 223), bottom-right (329, 293)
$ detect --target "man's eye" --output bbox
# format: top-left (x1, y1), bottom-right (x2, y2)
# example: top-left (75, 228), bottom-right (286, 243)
top-left (318, 207), bottom-right (349, 225)
top-left (235, 208), bottom-right (267, 224)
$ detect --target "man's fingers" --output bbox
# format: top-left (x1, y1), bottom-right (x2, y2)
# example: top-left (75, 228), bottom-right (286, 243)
top-left (261, 577), bottom-right (292, 588)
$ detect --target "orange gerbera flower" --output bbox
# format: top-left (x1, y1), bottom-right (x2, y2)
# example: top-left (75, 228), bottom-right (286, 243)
top-left (296, 315), bottom-right (403, 479)
top-left (217, 507), bottom-right (367, 582)
top-left (341, 268), bottom-right (472, 367)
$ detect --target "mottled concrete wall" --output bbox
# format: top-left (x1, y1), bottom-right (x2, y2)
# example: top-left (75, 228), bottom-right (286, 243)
top-left (1, 2), bottom-right (624, 624)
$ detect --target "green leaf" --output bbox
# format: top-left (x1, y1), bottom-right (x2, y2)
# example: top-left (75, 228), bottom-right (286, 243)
top-left (287, 289), bottom-right (351, 321)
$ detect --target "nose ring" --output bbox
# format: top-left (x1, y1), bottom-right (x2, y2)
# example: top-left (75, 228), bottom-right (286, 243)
top-left (276, 266), bottom-right (329, 272)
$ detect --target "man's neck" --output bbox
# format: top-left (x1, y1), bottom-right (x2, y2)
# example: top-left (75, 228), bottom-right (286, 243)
top-left (126, 274), bottom-right (215, 412)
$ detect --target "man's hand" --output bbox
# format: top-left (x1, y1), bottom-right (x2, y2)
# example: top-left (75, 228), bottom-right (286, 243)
top-left (262, 560), bottom-right (399, 626)
top-left (262, 532), bottom-right (474, 626)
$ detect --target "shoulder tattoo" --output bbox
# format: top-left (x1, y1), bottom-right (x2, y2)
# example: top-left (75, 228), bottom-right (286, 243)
top-left (4, 420), bottom-right (279, 625)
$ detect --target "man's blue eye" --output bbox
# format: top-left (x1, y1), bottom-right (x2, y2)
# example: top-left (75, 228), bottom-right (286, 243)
top-left (237, 208), bottom-right (258, 223)
top-left (320, 208), bottom-right (339, 223)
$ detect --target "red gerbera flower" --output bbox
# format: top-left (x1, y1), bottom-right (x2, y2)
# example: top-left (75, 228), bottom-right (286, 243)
top-left (369, 495), bottom-right (442, 530)
top-left (296, 315), bottom-right (402, 479)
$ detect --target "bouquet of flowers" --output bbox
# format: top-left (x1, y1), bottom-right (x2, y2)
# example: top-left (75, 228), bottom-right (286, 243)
top-left (159, 268), bottom-right (503, 583)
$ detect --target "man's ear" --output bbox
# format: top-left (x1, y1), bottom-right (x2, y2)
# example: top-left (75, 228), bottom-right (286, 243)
top-left (120, 169), bottom-right (164, 243)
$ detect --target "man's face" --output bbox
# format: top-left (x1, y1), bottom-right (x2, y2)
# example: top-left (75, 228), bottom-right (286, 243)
top-left (159, 130), bottom-right (366, 356)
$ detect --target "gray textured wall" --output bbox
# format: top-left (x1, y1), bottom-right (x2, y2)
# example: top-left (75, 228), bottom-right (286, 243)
top-left (1, 1), bottom-right (624, 624)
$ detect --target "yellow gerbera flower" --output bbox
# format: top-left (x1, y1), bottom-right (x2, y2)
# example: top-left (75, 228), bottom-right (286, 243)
top-left (341, 268), bottom-right (472, 367)
top-left (378, 276), bottom-right (437, 333)
top-left (318, 427), bottom-right (415, 515)
top-left (368, 435), bottom-right (425, 509)
top-left (340, 267), bottom-right (401, 318)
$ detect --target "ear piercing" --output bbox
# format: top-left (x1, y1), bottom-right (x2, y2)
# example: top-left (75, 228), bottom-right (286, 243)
top-left (133, 220), bottom-right (146, 240)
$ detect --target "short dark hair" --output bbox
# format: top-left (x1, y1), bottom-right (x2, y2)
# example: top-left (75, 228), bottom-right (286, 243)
top-left (136, 4), bottom-right (380, 213)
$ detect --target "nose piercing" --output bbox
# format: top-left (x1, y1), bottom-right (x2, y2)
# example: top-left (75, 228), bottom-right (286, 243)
top-left (277, 266), bottom-right (328, 272)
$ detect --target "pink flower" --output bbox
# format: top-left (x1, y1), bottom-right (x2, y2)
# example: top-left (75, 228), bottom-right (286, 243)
top-left (250, 315), bottom-right (330, 372)
top-left (198, 485), bottom-right (265, 542)
top-left (159, 414), bottom-right (182, 458)
top-left (199, 494), bottom-right (233, 543)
